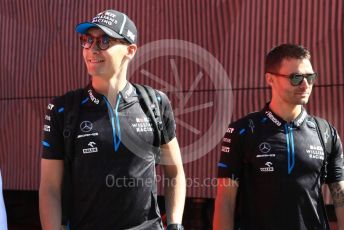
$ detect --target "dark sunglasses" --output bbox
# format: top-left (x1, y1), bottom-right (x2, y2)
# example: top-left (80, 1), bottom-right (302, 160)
top-left (267, 72), bottom-right (318, 86)
top-left (80, 34), bottom-right (128, 50)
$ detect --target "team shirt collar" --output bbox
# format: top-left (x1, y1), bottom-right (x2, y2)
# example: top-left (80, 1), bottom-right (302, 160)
top-left (86, 82), bottom-right (138, 105)
top-left (262, 103), bottom-right (308, 128)
top-left (86, 83), bottom-right (102, 105)
top-left (119, 82), bottom-right (138, 103)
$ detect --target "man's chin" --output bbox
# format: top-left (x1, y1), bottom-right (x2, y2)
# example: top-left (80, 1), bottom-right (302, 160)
top-left (297, 98), bottom-right (309, 105)
top-left (88, 71), bottom-right (107, 78)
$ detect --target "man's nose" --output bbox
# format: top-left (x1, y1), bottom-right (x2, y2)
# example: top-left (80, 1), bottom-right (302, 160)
top-left (90, 39), bottom-right (100, 52)
top-left (299, 77), bottom-right (309, 88)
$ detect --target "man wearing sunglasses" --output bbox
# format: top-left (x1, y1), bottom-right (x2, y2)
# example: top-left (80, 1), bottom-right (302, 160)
top-left (39, 9), bottom-right (185, 230)
top-left (214, 44), bottom-right (344, 230)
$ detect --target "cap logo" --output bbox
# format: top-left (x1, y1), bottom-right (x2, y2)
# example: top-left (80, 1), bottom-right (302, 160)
top-left (127, 30), bottom-right (136, 41)
top-left (76, 10), bottom-right (137, 44)
top-left (92, 12), bottom-right (118, 26)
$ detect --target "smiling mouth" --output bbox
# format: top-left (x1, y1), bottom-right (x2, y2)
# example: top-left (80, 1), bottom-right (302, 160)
top-left (88, 59), bottom-right (104, 63)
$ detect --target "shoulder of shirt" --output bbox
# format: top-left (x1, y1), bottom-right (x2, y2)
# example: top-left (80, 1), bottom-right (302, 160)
top-left (308, 114), bottom-right (339, 136)
top-left (229, 111), bottom-right (262, 127)
top-left (155, 89), bottom-right (170, 105)
top-left (131, 83), bottom-right (169, 103)
top-left (48, 88), bottom-right (85, 111)
top-left (308, 114), bottom-right (328, 123)
top-left (155, 89), bottom-right (167, 98)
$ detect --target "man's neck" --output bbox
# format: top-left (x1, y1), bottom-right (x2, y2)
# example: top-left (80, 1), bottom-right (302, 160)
top-left (269, 99), bottom-right (302, 122)
top-left (91, 73), bottom-right (128, 107)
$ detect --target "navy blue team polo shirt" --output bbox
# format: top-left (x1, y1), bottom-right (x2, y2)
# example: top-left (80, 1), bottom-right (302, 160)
top-left (42, 82), bottom-right (176, 230)
top-left (218, 104), bottom-right (344, 230)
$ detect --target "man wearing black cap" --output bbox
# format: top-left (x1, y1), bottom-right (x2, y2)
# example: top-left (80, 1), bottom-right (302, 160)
top-left (39, 9), bottom-right (186, 230)
top-left (213, 44), bottom-right (344, 230)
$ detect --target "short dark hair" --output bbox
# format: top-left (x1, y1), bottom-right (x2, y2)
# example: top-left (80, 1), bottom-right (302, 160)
top-left (265, 44), bottom-right (311, 73)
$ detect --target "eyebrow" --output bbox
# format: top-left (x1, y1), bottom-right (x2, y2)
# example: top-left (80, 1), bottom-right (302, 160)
top-left (84, 33), bottom-right (107, 37)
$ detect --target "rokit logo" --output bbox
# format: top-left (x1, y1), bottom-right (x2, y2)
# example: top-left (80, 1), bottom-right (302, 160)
top-left (124, 84), bottom-right (134, 98)
top-left (260, 162), bottom-right (274, 172)
top-left (265, 111), bottom-right (282, 126)
top-left (88, 90), bottom-right (100, 104)
top-left (83, 142), bottom-right (98, 154)
top-left (295, 111), bottom-right (307, 127)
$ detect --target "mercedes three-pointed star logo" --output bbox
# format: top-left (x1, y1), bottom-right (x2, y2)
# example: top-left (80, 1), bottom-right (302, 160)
top-left (80, 121), bottom-right (93, 133)
top-left (259, 142), bottom-right (271, 154)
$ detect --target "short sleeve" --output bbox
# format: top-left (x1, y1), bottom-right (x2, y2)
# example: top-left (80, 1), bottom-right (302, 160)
top-left (41, 98), bottom-right (65, 160)
top-left (158, 91), bottom-right (176, 145)
top-left (217, 121), bottom-right (244, 180)
top-left (326, 127), bottom-right (344, 184)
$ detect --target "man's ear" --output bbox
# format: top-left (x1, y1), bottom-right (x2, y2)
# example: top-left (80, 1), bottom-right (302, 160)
top-left (266, 73), bottom-right (273, 87)
top-left (126, 44), bottom-right (137, 60)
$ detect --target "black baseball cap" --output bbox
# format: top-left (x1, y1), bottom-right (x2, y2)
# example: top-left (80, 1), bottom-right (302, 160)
top-left (75, 10), bottom-right (137, 44)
